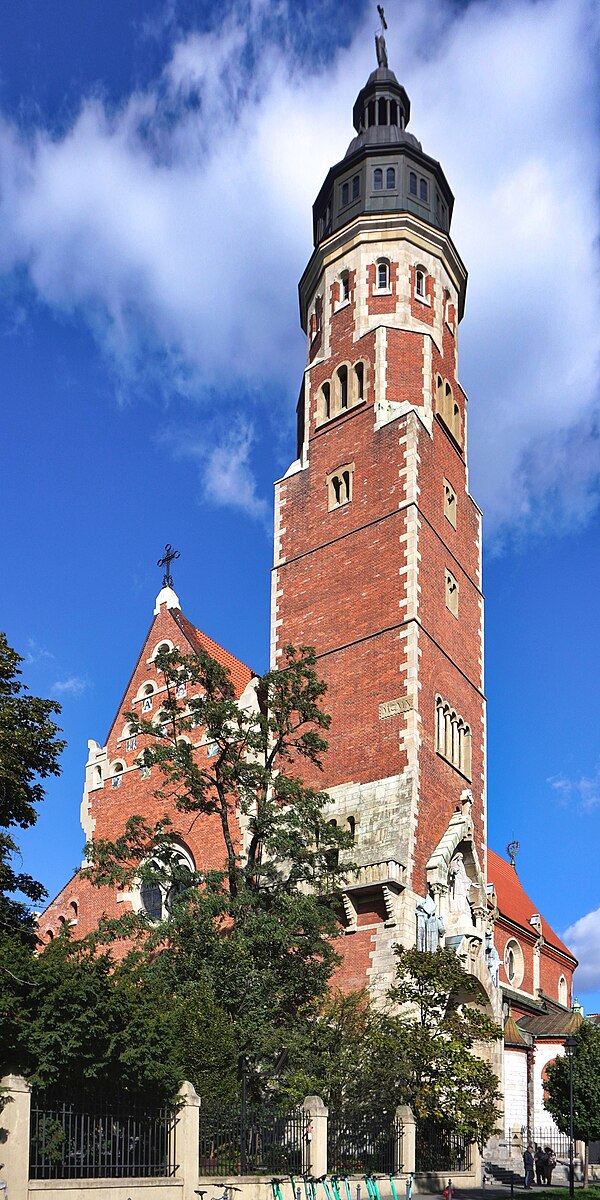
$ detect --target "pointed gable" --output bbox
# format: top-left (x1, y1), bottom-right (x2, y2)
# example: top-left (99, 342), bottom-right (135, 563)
top-left (105, 594), bottom-right (255, 749)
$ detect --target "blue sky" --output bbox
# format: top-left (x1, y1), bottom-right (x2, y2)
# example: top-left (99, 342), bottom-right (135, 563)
top-left (3, 0), bottom-right (600, 1008)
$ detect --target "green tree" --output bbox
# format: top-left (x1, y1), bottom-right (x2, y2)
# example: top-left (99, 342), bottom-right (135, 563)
top-left (0, 632), bottom-right (64, 942)
top-left (83, 644), bottom-right (352, 1102)
top-left (349, 947), bottom-right (502, 1148)
top-left (545, 1021), bottom-right (600, 1188)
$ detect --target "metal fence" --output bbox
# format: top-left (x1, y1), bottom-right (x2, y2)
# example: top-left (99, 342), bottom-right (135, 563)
top-left (415, 1120), bottom-right (472, 1173)
top-left (198, 1105), bottom-right (308, 1176)
top-left (327, 1111), bottom-right (403, 1175)
top-left (29, 1091), bottom-right (178, 1180)
top-left (525, 1127), bottom-right (571, 1158)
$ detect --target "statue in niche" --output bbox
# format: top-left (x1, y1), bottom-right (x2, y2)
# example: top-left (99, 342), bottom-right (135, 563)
top-left (416, 888), bottom-right (445, 952)
top-left (485, 930), bottom-right (501, 987)
top-left (448, 852), bottom-right (474, 917)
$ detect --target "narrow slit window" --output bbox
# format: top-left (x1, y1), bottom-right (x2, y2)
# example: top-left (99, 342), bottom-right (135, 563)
top-left (373, 167), bottom-right (383, 191)
top-left (341, 181), bottom-right (349, 207)
top-left (378, 97), bottom-right (387, 125)
top-left (419, 177), bottom-right (428, 202)
top-left (354, 361), bottom-right (364, 402)
top-left (415, 268), bottom-right (425, 298)
top-left (386, 166), bottom-right (396, 189)
top-left (352, 174), bottom-right (360, 200)
top-left (338, 365), bottom-right (348, 410)
top-left (321, 382), bottom-right (331, 421)
top-left (409, 171), bottom-right (417, 196)
top-left (340, 271), bottom-right (350, 302)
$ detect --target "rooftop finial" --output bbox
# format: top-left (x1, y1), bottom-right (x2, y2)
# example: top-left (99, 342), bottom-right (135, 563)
top-left (376, 5), bottom-right (388, 69)
top-left (157, 543), bottom-right (180, 589)
top-left (507, 839), bottom-right (520, 868)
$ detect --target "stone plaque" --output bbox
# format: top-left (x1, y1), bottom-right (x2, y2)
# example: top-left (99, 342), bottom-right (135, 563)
top-left (379, 696), bottom-right (414, 719)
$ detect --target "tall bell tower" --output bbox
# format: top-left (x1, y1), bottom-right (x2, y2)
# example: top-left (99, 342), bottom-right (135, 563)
top-left (272, 46), bottom-right (490, 1000)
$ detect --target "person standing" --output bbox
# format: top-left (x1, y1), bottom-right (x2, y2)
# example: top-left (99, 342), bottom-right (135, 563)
top-left (523, 1145), bottom-right (534, 1189)
top-left (535, 1145), bottom-right (546, 1186)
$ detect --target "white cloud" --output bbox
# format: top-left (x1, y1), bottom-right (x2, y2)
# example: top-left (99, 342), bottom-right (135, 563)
top-left (548, 767), bottom-right (600, 811)
top-left (0, 0), bottom-right (598, 535)
top-left (52, 676), bottom-right (89, 698)
top-left (24, 638), bottom-right (54, 666)
top-left (565, 907), bottom-right (600, 994)
top-left (165, 415), bottom-right (269, 523)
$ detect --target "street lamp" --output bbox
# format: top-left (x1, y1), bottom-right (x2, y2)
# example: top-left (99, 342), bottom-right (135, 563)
top-left (565, 1034), bottom-right (577, 1199)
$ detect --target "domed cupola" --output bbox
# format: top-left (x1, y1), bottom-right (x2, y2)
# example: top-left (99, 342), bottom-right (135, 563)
top-left (311, 30), bottom-right (455, 248)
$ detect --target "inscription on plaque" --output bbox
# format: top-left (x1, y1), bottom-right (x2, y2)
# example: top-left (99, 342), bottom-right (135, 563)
top-left (379, 696), bottom-right (414, 719)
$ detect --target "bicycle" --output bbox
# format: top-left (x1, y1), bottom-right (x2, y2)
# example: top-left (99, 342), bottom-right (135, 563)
top-left (204, 1184), bottom-right (242, 1200)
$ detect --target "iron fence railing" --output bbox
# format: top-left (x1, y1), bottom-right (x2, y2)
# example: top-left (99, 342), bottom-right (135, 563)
top-left (525, 1127), bottom-right (571, 1158)
top-left (415, 1119), bottom-right (472, 1173)
top-left (29, 1091), bottom-right (178, 1179)
top-left (198, 1104), bottom-right (308, 1176)
top-left (327, 1111), bottom-right (403, 1175)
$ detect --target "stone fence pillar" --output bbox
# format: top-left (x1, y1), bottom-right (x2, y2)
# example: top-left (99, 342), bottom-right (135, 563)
top-left (302, 1096), bottom-right (328, 1178)
top-left (175, 1081), bottom-right (200, 1200)
top-left (396, 1105), bottom-right (415, 1174)
top-left (0, 1074), bottom-right (31, 1200)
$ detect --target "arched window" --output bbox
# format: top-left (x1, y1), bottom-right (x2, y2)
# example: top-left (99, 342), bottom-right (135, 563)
top-left (139, 844), bottom-right (195, 922)
top-left (419, 177), bottom-right (428, 202)
top-left (378, 97), bottom-right (387, 125)
top-left (386, 166), bottom-right (396, 189)
top-left (435, 695), bottom-right (471, 780)
top-left (321, 382), bottom-right (331, 421)
top-left (415, 267), bottom-right (426, 298)
top-left (69, 900), bottom-right (78, 918)
top-left (340, 271), bottom-right (350, 303)
top-left (352, 174), bottom-right (360, 200)
top-left (373, 168), bottom-right (383, 191)
top-left (354, 361), bottom-right (364, 402)
top-left (347, 816), bottom-right (356, 843)
top-left (376, 259), bottom-right (390, 291)
top-left (111, 762), bottom-right (124, 789)
top-left (368, 100), bottom-right (376, 127)
top-left (409, 171), bottom-right (417, 196)
top-left (337, 365), bottom-right (348, 410)
top-left (327, 464), bottom-right (354, 510)
top-left (558, 975), bottom-right (568, 1006)
top-left (390, 100), bottom-right (398, 126)
top-left (341, 181), bottom-right (349, 207)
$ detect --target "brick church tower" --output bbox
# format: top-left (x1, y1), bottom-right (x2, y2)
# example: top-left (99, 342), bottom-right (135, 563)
top-left (272, 56), bottom-right (492, 1002)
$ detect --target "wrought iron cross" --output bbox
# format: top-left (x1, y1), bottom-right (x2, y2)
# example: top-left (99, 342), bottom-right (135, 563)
top-left (157, 543), bottom-right (180, 588)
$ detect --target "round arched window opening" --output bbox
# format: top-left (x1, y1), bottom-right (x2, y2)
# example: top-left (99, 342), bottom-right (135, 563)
top-left (139, 845), bottom-right (195, 922)
top-left (504, 938), bottom-right (524, 988)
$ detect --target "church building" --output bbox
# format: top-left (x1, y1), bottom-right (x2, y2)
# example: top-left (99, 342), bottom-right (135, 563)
top-left (41, 40), bottom-right (577, 1166)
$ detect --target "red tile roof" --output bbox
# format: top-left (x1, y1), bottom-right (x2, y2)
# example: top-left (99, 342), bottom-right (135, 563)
top-left (488, 848), bottom-right (576, 962)
top-left (171, 610), bottom-right (255, 698)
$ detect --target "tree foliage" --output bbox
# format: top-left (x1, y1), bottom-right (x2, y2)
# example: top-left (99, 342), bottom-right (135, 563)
top-left (336, 947), bottom-right (502, 1147)
top-left (0, 632), bottom-right (64, 942)
top-left (545, 1021), bottom-right (600, 1185)
top-left (82, 644), bottom-right (352, 1101)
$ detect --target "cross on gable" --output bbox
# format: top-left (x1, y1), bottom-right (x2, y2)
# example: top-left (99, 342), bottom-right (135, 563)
top-left (157, 543), bottom-right (181, 588)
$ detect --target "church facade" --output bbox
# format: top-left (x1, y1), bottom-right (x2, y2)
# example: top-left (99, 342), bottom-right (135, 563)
top-left (41, 50), bottom-right (576, 1161)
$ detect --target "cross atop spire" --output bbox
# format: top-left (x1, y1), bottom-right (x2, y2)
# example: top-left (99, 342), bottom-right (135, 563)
top-left (376, 5), bottom-right (388, 68)
top-left (157, 543), bottom-right (180, 589)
